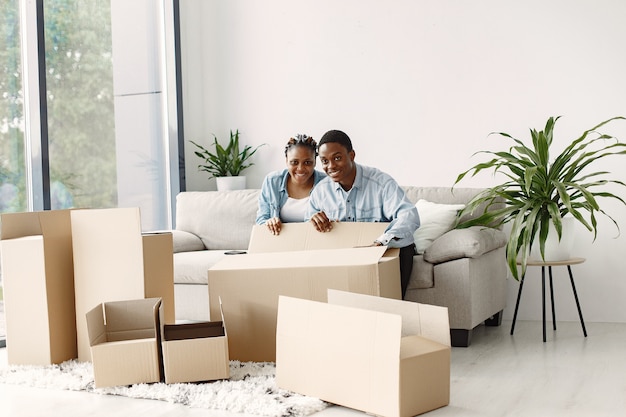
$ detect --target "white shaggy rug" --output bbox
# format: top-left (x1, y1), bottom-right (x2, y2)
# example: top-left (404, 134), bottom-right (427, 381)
top-left (0, 360), bottom-right (328, 417)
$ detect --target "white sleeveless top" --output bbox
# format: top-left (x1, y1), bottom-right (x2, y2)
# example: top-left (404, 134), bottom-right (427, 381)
top-left (280, 197), bottom-right (310, 223)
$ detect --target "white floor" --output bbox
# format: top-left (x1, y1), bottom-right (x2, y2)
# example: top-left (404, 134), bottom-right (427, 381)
top-left (1, 320), bottom-right (625, 417)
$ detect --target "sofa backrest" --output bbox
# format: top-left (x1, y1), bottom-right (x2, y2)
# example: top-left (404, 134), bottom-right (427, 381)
top-left (174, 187), bottom-right (502, 250)
top-left (175, 190), bottom-right (260, 250)
top-left (401, 186), bottom-right (504, 225)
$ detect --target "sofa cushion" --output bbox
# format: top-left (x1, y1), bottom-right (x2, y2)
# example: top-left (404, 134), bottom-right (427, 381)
top-left (171, 230), bottom-right (205, 253)
top-left (408, 255), bottom-right (435, 290)
top-left (175, 190), bottom-right (260, 250)
top-left (174, 250), bottom-right (231, 284)
top-left (423, 226), bottom-right (507, 264)
top-left (413, 199), bottom-right (465, 254)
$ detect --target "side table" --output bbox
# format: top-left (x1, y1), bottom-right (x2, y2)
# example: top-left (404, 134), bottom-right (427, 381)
top-left (510, 257), bottom-right (587, 342)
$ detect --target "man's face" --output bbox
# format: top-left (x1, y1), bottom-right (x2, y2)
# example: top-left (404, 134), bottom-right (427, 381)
top-left (318, 142), bottom-right (356, 187)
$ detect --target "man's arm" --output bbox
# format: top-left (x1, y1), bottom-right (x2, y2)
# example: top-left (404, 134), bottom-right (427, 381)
top-left (375, 181), bottom-right (420, 247)
top-left (306, 181), bottom-right (334, 232)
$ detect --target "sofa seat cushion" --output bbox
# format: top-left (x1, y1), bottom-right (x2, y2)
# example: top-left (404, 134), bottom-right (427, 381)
top-left (407, 255), bottom-right (434, 290)
top-left (174, 250), bottom-right (230, 284)
top-left (424, 226), bottom-right (507, 265)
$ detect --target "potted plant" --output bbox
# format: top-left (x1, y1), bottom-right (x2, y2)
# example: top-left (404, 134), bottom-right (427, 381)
top-left (190, 129), bottom-right (265, 190)
top-left (453, 116), bottom-right (626, 280)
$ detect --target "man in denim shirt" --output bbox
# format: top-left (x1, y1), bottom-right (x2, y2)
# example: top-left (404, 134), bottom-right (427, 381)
top-left (305, 129), bottom-right (420, 298)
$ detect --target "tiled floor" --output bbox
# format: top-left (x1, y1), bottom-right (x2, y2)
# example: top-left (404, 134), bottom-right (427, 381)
top-left (1, 320), bottom-right (625, 416)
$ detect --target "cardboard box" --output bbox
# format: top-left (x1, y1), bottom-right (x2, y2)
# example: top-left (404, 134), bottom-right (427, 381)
top-left (86, 297), bottom-right (162, 388)
top-left (0, 210), bottom-right (77, 365)
top-left (71, 208), bottom-right (175, 361)
top-left (208, 222), bottom-right (401, 362)
top-left (276, 289), bottom-right (451, 417)
top-left (161, 300), bottom-right (229, 384)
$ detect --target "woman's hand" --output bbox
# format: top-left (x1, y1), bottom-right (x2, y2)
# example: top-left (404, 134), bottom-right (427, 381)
top-left (265, 217), bottom-right (282, 235)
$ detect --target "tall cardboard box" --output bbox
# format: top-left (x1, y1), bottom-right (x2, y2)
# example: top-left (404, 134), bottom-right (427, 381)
top-left (161, 300), bottom-right (229, 384)
top-left (0, 210), bottom-right (77, 365)
top-left (71, 208), bottom-right (175, 361)
top-left (276, 290), bottom-right (451, 417)
top-left (86, 297), bottom-right (162, 388)
top-left (208, 222), bottom-right (401, 362)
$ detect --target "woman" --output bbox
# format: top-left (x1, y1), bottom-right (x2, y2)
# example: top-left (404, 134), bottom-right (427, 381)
top-left (256, 134), bottom-right (326, 235)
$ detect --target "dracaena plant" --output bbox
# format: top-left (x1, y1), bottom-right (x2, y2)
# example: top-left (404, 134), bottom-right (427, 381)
top-left (454, 116), bottom-right (626, 280)
top-left (190, 129), bottom-right (266, 179)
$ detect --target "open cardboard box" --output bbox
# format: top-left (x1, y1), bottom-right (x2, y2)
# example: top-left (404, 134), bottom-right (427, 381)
top-left (161, 299), bottom-right (229, 383)
top-left (276, 289), bottom-right (451, 417)
top-left (0, 210), bottom-right (77, 365)
top-left (208, 222), bottom-right (401, 362)
top-left (86, 297), bottom-right (163, 388)
top-left (71, 207), bottom-right (175, 362)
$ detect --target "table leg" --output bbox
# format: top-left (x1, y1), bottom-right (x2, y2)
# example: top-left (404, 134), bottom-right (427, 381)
top-left (542, 266), bottom-right (546, 342)
top-left (549, 266), bottom-right (556, 331)
top-left (510, 273), bottom-right (526, 335)
top-left (567, 265), bottom-right (588, 337)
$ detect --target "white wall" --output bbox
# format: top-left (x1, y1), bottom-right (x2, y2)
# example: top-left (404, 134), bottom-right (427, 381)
top-left (179, 0), bottom-right (626, 323)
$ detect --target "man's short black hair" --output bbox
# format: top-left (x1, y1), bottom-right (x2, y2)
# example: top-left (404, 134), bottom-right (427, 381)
top-left (318, 130), bottom-right (353, 153)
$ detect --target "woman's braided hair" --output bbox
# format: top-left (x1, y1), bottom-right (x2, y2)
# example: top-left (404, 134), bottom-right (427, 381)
top-left (284, 134), bottom-right (318, 157)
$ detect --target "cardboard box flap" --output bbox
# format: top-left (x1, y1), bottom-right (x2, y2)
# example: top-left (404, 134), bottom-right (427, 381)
top-left (328, 289), bottom-right (451, 347)
top-left (103, 298), bottom-right (161, 342)
top-left (86, 304), bottom-right (107, 347)
top-left (211, 246), bottom-right (388, 271)
top-left (276, 295), bottom-right (402, 413)
top-left (248, 222), bottom-right (389, 253)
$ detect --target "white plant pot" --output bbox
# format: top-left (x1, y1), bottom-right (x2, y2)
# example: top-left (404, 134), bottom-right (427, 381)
top-left (529, 216), bottom-right (576, 262)
top-left (216, 176), bottom-right (246, 191)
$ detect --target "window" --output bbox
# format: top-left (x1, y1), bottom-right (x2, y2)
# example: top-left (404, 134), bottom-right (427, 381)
top-left (0, 0), bottom-right (183, 350)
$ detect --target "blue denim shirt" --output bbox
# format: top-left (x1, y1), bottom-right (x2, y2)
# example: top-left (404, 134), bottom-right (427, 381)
top-left (305, 164), bottom-right (420, 248)
top-left (256, 169), bottom-right (327, 224)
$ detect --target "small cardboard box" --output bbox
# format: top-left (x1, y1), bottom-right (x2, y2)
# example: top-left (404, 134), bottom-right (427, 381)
top-left (276, 289), bottom-right (451, 417)
top-left (208, 222), bottom-right (401, 362)
top-left (86, 297), bottom-right (162, 388)
top-left (0, 210), bottom-right (77, 365)
top-left (71, 207), bottom-right (175, 362)
top-left (161, 300), bottom-right (230, 384)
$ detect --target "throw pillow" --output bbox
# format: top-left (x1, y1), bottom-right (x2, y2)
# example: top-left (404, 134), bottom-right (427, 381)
top-left (413, 199), bottom-right (465, 254)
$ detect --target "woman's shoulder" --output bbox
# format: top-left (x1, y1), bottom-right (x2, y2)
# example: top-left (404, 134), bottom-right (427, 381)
top-left (263, 169), bottom-right (288, 182)
top-left (313, 170), bottom-right (327, 184)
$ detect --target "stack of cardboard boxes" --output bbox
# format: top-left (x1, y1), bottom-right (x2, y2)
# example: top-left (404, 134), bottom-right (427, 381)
top-left (0, 208), bottom-right (229, 387)
top-left (1, 212), bottom-right (451, 415)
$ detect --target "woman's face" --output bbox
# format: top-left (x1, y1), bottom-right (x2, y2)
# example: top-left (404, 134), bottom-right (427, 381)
top-left (286, 145), bottom-right (316, 185)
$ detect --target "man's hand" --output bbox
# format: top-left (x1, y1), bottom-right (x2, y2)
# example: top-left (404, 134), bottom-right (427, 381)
top-left (265, 217), bottom-right (282, 235)
top-left (309, 211), bottom-right (334, 232)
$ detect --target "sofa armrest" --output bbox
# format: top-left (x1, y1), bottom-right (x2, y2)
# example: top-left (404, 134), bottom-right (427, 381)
top-left (423, 226), bottom-right (507, 264)
top-left (171, 229), bottom-right (206, 253)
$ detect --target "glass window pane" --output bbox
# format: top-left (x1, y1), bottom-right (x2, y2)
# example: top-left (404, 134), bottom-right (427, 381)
top-left (0, 0), bottom-right (26, 213)
top-left (44, 0), bottom-right (116, 210)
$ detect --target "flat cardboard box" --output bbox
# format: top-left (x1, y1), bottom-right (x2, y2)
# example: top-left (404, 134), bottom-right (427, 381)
top-left (0, 210), bottom-right (77, 365)
top-left (86, 297), bottom-right (162, 388)
top-left (208, 222), bottom-right (400, 362)
top-left (247, 221), bottom-right (398, 253)
top-left (276, 289), bottom-right (451, 417)
top-left (71, 208), bottom-right (175, 361)
top-left (161, 300), bottom-right (229, 383)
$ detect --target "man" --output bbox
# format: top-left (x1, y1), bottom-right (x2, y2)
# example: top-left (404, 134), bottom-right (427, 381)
top-left (305, 129), bottom-right (420, 298)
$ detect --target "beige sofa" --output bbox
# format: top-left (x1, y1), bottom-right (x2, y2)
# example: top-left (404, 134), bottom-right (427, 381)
top-left (172, 187), bottom-right (507, 347)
